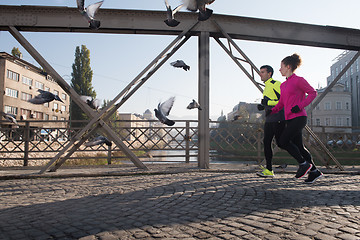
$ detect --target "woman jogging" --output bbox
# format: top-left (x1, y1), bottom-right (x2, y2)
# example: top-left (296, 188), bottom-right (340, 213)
top-left (268, 53), bottom-right (323, 183)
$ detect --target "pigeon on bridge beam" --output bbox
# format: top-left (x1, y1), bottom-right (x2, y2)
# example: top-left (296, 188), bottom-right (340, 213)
top-left (79, 96), bottom-right (101, 110)
top-left (183, 0), bottom-right (215, 21)
top-left (154, 97), bottom-right (175, 126)
top-left (28, 89), bottom-right (63, 104)
top-left (77, 0), bottom-right (104, 30)
top-left (164, 0), bottom-right (184, 27)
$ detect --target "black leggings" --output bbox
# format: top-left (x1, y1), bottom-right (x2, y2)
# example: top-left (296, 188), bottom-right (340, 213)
top-left (264, 121), bottom-right (285, 171)
top-left (278, 116), bottom-right (316, 170)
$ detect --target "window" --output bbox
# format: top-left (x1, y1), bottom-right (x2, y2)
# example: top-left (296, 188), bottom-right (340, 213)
top-left (346, 118), bottom-right (350, 126)
top-left (356, 59), bottom-right (359, 72)
top-left (346, 102), bottom-right (350, 110)
top-left (35, 112), bottom-right (43, 120)
top-left (44, 114), bottom-right (49, 120)
top-left (336, 118), bottom-right (342, 126)
top-left (61, 93), bottom-right (67, 100)
top-left (52, 116), bottom-right (58, 120)
top-left (336, 102), bottom-right (342, 110)
top-left (21, 92), bottom-right (32, 101)
top-left (315, 105), bottom-right (320, 110)
top-left (22, 76), bottom-right (33, 86)
top-left (335, 67), bottom-right (338, 76)
top-left (53, 103), bottom-right (58, 111)
top-left (21, 109), bottom-right (31, 118)
top-left (345, 81), bottom-right (349, 90)
top-left (350, 66), bottom-right (353, 75)
top-left (7, 69), bottom-right (19, 81)
top-left (324, 102), bottom-right (331, 110)
top-left (60, 117), bottom-right (66, 121)
top-left (4, 105), bottom-right (18, 115)
top-left (45, 87), bottom-right (50, 92)
top-left (44, 102), bottom-right (49, 107)
top-left (315, 119), bottom-right (320, 126)
top-left (5, 88), bottom-right (19, 98)
top-left (35, 81), bottom-right (44, 90)
top-left (325, 118), bottom-right (331, 126)
top-left (61, 105), bottom-right (66, 112)
top-left (54, 90), bottom-right (59, 96)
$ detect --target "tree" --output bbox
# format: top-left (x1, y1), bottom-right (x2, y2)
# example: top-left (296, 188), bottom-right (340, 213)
top-left (101, 100), bottom-right (119, 128)
top-left (70, 45), bottom-right (96, 126)
top-left (11, 47), bottom-right (22, 58)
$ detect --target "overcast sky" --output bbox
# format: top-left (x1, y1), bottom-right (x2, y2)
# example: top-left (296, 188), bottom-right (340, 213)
top-left (1, 0), bottom-right (359, 120)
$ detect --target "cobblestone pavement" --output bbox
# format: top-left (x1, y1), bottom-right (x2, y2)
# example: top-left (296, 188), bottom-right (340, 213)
top-left (0, 170), bottom-right (359, 240)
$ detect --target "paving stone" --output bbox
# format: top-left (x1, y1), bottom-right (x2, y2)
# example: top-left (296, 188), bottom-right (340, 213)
top-left (0, 171), bottom-right (359, 239)
top-left (336, 233), bottom-right (360, 240)
top-left (339, 226), bottom-right (360, 235)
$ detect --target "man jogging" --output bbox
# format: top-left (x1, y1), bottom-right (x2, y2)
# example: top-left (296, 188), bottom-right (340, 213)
top-left (257, 65), bottom-right (285, 177)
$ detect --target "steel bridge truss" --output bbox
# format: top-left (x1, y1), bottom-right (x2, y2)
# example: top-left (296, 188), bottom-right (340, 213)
top-left (1, 5), bottom-right (360, 173)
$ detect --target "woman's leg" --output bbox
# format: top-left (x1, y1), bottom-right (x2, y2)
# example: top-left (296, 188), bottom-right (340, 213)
top-left (291, 129), bottom-right (317, 171)
top-left (278, 117), bottom-right (307, 164)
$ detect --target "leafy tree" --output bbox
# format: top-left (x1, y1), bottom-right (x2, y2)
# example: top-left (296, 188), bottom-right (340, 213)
top-left (11, 47), bottom-right (22, 58)
top-left (101, 100), bottom-right (119, 127)
top-left (70, 45), bottom-right (96, 126)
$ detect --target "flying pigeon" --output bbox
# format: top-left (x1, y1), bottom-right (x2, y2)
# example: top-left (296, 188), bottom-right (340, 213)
top-left (77, 0), bottom-right (104, 29)
top-left (183, 0), bottom-right (215, 21)
top-left (187, 99), bottom-right (202, 110)
top-left (170, 60), bottom-right (190, 71)
top-left (164, 0), bottom-right (184, 27)
top-left (84, 135), bottom-right (112, 147)
top-left (154, 97), bottom-right (175, 126)
top-left (1, 112), bottom-right (19, 127)
top-left (28, 89), bottom-right (63, 104)
top-left (79, 96), bottom-right (101, 110)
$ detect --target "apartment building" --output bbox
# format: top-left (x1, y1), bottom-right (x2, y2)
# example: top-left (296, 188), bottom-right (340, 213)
top-left (0, 52), bottom-right (70, 128)
top-left (309, 83), bottom-right (352, 133)
top-left (326, 51), bottom-right (360, 128)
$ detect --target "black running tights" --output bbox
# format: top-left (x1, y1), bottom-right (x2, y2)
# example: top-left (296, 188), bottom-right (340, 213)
top-left (278, 116), bottom-right (316, 170)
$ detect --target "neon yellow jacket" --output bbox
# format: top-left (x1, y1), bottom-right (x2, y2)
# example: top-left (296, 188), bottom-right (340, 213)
top-left (263, 78), bottom-right (281, 106)
top-left (263, 78), bottom-right (284, 122)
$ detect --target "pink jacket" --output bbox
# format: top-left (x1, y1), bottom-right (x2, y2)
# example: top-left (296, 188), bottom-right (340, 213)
top-left (271, 74), bottom-right (317, 120)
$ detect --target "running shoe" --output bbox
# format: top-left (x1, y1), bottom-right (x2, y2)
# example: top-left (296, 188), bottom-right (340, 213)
top-left (295, 162), bottom-right (312, 178)
top-left (257, 166), bottom-right (274, 177)
top-left (304, 169), bottom-right (323, 183)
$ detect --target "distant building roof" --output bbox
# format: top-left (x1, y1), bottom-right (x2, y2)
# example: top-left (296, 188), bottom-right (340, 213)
top-left (0, 52), bottom-right (46, 76)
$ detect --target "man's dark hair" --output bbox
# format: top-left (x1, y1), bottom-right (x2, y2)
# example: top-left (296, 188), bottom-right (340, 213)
top-left (260, 65), bottom-right (274, 77)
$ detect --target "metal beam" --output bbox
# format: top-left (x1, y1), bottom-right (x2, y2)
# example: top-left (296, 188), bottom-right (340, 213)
top-left (1, 5), bottom-right (360, 50)
top-left (45, 22), bottom-right (196, 172)
top-left (198, 31), bottom-right (210, 169)
top-left (7, 26), bottom-right (148, 172)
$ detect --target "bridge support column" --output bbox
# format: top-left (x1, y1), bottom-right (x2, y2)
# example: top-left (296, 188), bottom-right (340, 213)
top-left (198, 31), bottom-right (210, 169)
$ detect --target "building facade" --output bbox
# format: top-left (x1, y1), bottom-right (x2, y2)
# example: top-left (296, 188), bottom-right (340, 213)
top-left (309, 83), bottom-right (352, 133)
top-left (227, 102), bottom-right (262, 123)
top-left (326, 51), bottom-right (360, 128)
top-left (0, 52), bottom-right (70, 128)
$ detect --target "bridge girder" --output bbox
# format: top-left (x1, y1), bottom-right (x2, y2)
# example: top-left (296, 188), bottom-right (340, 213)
top-left (0, 5), bottom-right (360, 50)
